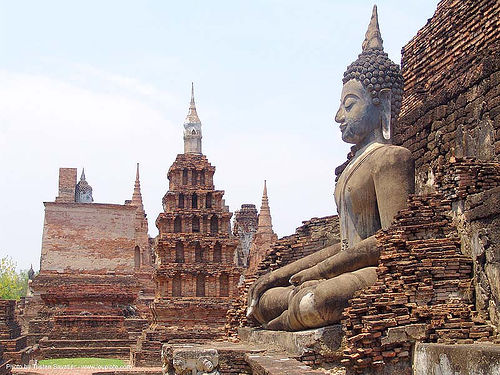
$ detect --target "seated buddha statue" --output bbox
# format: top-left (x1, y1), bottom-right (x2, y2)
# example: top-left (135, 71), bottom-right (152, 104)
top-left (246, 5), bottom-right (415, 331)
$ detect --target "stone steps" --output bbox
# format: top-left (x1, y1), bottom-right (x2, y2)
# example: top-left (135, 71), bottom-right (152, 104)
top-left (3, 346), bottom-right (31, 366)
top-left (39, 339), bottom-right (134, 349)
top-left (38, 347), bottom-right (131, 360)
top-left (0, 336), bottom-right (28, 352)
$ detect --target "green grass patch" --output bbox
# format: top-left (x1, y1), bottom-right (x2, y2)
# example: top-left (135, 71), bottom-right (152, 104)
top-left (38, 358), bottom-right (127, 367)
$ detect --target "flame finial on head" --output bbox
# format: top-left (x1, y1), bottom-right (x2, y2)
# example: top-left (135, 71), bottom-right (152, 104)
top-left (362, 5), bottom-right (384, 51)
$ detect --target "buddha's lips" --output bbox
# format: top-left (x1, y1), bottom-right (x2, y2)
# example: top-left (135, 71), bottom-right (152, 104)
top-left (340, 124), bottom-right (347, 132)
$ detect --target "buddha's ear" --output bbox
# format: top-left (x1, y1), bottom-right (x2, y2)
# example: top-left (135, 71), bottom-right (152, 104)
top-left (379, 88), bottom-right (391, 140)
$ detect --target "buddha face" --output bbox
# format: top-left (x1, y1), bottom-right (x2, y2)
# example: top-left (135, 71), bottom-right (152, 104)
top-left (335, 79), bottom-right (380, 146)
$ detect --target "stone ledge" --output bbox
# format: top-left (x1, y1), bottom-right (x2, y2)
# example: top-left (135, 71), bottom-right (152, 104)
top-left (238, 325), bottom-right (343, 359)
top-left (413, 342), bottom-right (500, 375)
top-left (245, 353), bottom-right (325, 375)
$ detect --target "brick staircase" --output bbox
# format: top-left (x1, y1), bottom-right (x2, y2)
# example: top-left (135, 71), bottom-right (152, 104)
top-left (0, 300), bottom-right (32, 366)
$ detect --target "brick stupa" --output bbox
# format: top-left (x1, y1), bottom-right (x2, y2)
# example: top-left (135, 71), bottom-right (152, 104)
top-left (247, 181), bottom-right (278, 274)
top-left (132, 84), bottom-right (243, 366)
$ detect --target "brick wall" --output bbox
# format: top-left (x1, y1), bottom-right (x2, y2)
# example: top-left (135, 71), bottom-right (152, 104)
top-left (341, 194), bottom-right (496, 374)
top-left (55, 168), bottom-right (77, 203)
top-left (395, 0), bottom-right (500, 192)
top-left (40, 203), bottom-right (138, 273)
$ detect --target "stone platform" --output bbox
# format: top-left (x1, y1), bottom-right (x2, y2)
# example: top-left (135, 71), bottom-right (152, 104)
top-left (413, 342), bottom-right (500, 375)
top-left (238, 325), bottom-right (344, 366)
top-left (161, 341), bottom-right (331, 375)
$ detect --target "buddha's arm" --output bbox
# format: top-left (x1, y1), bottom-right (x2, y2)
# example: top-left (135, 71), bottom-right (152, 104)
top-left (247, 243), bottom-right (341, 315)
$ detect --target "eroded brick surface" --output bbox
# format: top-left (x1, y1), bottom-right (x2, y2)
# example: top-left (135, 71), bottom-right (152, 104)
top-left (0, 300), bottom-right (31, 366)
top-left (132, 153), bottom-right (243, 366)
top-left (341, 194), bottom-right (497, 374)
top-left (24, 167), bottom-right (154, 360)
top-left (395, 0), bottom-right (500, 191)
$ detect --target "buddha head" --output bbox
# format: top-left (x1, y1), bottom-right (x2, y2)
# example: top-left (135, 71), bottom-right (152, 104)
top-left (335, 5), bottom-right (403, 147)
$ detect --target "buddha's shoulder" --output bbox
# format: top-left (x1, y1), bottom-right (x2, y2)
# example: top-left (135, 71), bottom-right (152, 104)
top-left (369, 144), bottom-right (414, 169)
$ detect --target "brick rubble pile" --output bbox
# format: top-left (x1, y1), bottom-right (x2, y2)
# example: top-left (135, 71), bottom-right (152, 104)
top-left (434, 157), bottom-right (500, 200)
top-left (341, 193), bottom-right (497, 373)
top-left (0, 300), bottom-right (32, 366)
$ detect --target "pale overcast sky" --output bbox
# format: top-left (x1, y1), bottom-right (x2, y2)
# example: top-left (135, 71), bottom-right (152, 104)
top-left (0, 1), bottom-right (438, 270)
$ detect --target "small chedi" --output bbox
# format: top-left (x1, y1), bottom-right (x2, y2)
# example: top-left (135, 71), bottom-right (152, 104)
top-left (132, 85), bottom-right (243, 366)
top-left (24, 166), bottom-right (154, 360)
top-left (246, 181), bottom-right (278, 274)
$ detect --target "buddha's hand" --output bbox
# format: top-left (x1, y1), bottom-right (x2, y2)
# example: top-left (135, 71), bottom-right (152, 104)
top-left (246, 273), bottom-right (272, 319)
top-left (289, 265), bottom-right (322, 286)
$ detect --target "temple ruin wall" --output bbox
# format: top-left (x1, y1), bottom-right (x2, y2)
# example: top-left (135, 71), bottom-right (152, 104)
top-left (40, 202), bottom-right (138, 273)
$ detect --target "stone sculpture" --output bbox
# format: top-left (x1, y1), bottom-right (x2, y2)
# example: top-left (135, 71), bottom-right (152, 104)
top-left (246, 5), bottom-right (415, 331)
top-left (162, 345), bottom-right (220, 375)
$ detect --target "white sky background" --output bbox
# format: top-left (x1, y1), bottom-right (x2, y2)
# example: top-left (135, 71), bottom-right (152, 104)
top-left (0, 1), bottom-right (438, 271)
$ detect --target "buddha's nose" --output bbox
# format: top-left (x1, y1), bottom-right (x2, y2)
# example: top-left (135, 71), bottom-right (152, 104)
top-left (335, 107), bottom-right (344, 123)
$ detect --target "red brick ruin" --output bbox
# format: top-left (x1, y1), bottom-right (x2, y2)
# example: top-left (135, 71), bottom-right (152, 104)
top-left (132, 86), bottom-right (244, 365)
top-left (246, 181), bottom-right (278, 275)
top-left (2, 0), bottom-right (499, 373)
top-left (22, 165), bottom-right (154, 360)
top-left (0, 300), bottom-right (31, 370)
top-left (233, 204), bottom-right (259, 268)
top-left (340, 0), bottom-right (500, 373)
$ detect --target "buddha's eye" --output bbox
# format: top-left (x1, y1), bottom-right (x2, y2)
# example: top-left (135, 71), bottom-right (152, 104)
top-left (344, 99), bottom-right (355, 111)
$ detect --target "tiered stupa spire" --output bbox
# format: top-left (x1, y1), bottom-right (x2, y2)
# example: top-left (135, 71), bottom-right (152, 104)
top-left (362, 5), bottom-right (384, 51)
top-left (247, 180), bottom-right (277, 272)
top-left (183, 83), bottom-right (203, 154)
top-left (131, 163), bottom-right (145, 215)
top-left (256, 180), bottom-right (274, 234)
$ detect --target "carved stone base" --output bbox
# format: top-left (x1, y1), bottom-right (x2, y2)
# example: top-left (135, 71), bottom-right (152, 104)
top-left (162, 344), bottom-right (219, 375)
top-left (238, 325), bottom-right (344, 365)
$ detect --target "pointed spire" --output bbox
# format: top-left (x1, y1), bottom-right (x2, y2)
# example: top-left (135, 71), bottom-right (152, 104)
top-left (247, 181), bottom-right (278, 273)
top-left (362, 5), bottom-right (384, 51)
top-left (80, 168), bottom-right (86, 181)
top-left (257, 180), bottom-right (273, 234)
top-left (185, 82), bottom-right (201, 124)
top-left (183, 83), bottom-right (203, 154)
top-left (190, 82), bottom-right (195, 106)
top-left (131, 163), bottom-right (145, 213)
